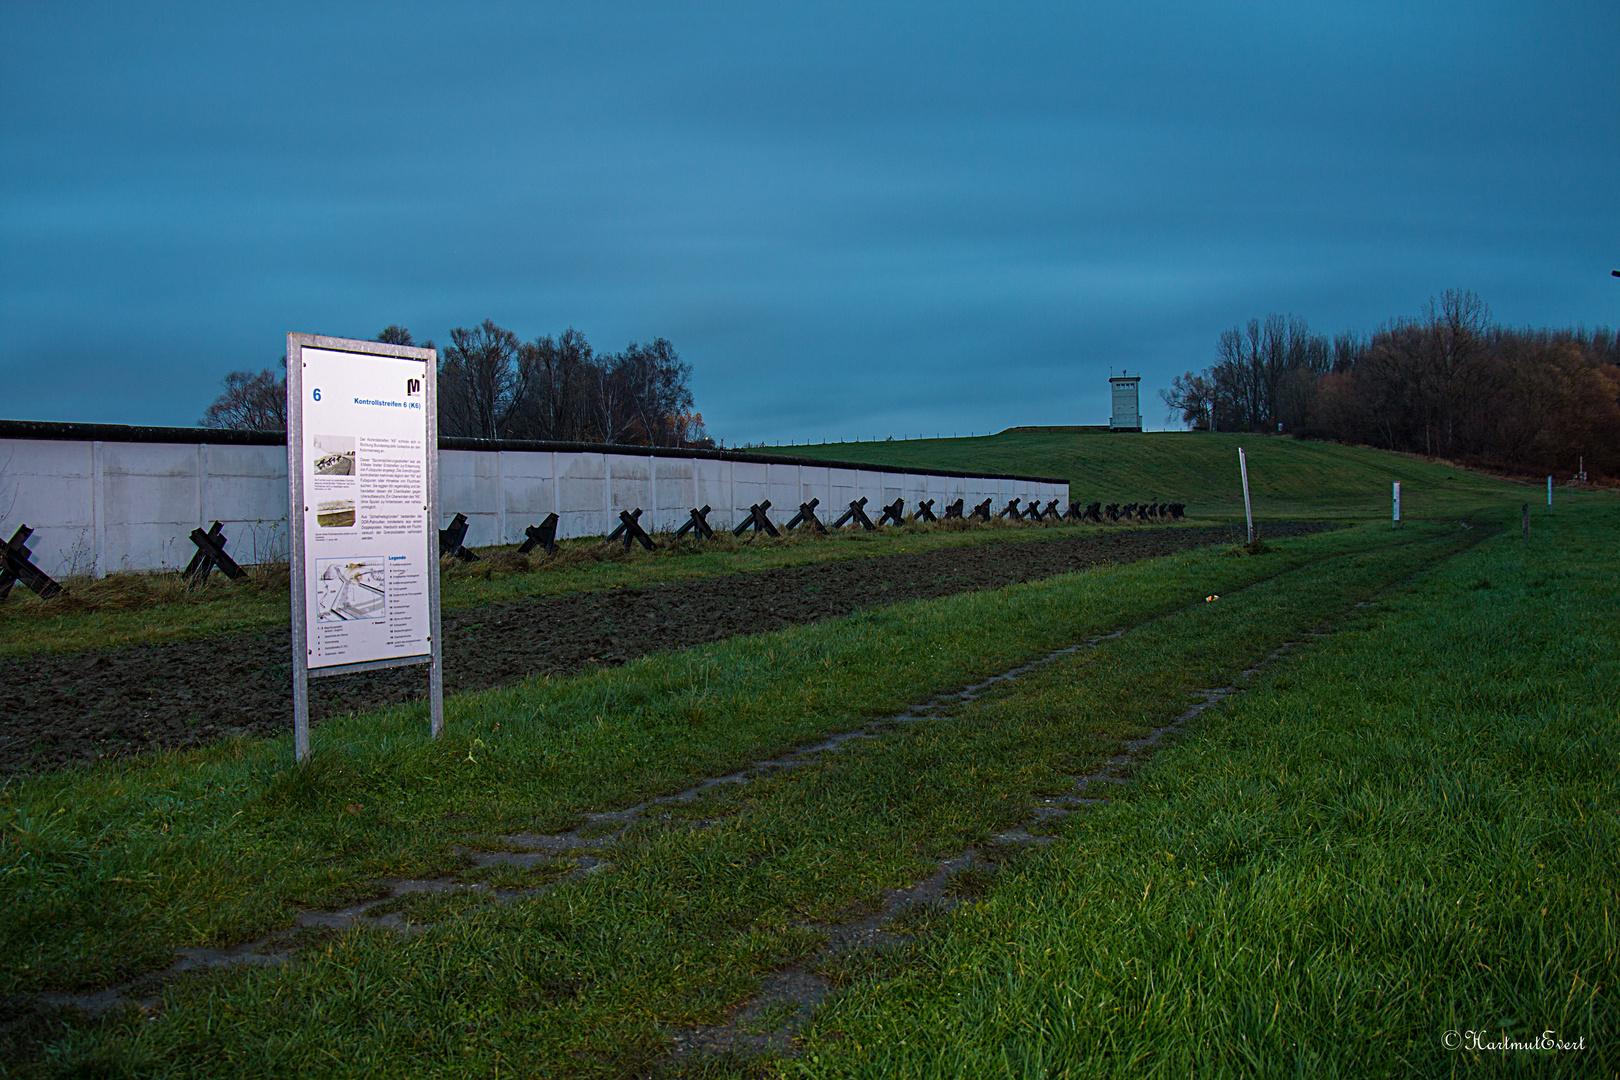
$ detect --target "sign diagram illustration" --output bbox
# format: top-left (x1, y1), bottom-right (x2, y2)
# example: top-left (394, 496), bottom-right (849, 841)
top-left (315, 557), bottom-right (388, 621)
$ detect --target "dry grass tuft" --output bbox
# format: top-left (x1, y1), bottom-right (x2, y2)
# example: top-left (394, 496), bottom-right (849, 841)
top-left (2, 561), bottom-right (290, 617)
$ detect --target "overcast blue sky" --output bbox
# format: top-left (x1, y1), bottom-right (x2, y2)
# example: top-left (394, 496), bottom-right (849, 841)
top-left (3, 2), bottom-right (1616, 441)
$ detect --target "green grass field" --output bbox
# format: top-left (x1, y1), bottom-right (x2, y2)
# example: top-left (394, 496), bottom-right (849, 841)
top-left (4, 500), bottom-right (1614, 1077)
top-left (3, 428), bottom-right (1614, 1076)
top-left (798, 505), bottom-right (1619, 1078)
top-left (760, 429), bottom-right (1550, 520)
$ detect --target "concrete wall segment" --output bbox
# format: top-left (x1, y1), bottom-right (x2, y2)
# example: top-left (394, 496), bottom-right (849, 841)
top-left (1, 425), bottom-right (1068, 578)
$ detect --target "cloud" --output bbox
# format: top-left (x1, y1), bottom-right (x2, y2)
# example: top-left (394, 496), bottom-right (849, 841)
top-left (2, 2), bottom-right (1616, 438)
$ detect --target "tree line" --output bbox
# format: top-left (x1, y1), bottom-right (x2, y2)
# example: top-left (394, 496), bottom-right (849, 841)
top-left (201, 322), bottom-right (708, 448)
top-left (1161, 290), bottom-right (1620, 479)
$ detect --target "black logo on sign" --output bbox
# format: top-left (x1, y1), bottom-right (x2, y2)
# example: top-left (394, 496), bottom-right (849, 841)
top-left (405, 377), bottom-right (422, 396)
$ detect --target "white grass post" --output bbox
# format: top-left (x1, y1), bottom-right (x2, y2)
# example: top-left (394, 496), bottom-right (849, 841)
top-left (1239, 447), bottom-right (1254, 544)
top-left (1393, 481), bottom-right (1401, 527)
top-left (1547, 475), bottom-right (1553, 506)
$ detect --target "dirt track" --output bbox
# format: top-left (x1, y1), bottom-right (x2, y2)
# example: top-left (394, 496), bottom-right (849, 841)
top-left (0, 524), bottom-right (1330, 774)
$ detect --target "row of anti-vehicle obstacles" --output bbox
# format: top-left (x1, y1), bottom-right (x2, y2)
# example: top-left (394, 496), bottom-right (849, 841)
top-left (0, 495), bottom-right (1193, 604)
top-left (435, 496), bottom-right (1189, 559)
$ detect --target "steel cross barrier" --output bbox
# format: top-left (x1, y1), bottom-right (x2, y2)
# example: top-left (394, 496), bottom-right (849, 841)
top-left (832, 497), bottom-right (877, 531)
top-left (733, 500), bottom-right (781, 539)
top-left (607, 508), bottom-right (656, 550)
top-left (1026, 499), bottom-right (1045, 522)
top-left (877, 497), bottom-right (906, 527)
top-left (943, 498), bottom-right (965, 520)
top-left (439, 512), bottom-right (480, 561)
top-left (971, 498), bottom-right (992, 522)
top-left (1042, 499), bottom-right (1061, 520)
top-left (785, 498), bottom-right (825, 531)
top-left (183, 521), bottom-right (247, 586)
top-left (674, 505), bottom-right (715, 540)
top-left (518, 512), bottom-right (560, 555)
top-left (0, 524), bottom-right (64, 602)
top-left (1105, 503), bottom-right (1121, 521)
top-left (1064, 500), bottom-right (1099, 523)
top-left (1170, 502), bottom-right (1186, 520)
top-left (998, 498), bottom-right (1023, 521)
top-left (914, 498), bottom-right (937, 523)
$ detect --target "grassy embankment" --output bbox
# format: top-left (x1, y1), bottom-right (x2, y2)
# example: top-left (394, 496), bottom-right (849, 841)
top-left (8, 503), bottom-right (1613, 1076)
top-left (761, 429), bottom-right (1548, 520)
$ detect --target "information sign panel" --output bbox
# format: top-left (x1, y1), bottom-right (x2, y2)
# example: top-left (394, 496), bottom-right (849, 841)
top-left (286, 334), bottom-right (443, 761)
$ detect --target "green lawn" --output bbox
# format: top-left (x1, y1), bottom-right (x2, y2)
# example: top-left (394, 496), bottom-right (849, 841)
top-left (11, 503), bottom-right (1612, 1077)
top-left (760, 430), bottom-right (1556, 520)
top-left (4, 523), bottom-right (1394, 998)
top-left (3, 437), bottom-right (1613, 1076)
top-left (796, 502), bottom-right (1619, 1078)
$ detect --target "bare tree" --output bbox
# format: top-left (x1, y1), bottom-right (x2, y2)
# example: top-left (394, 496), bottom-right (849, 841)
top-left (1418, 289), bottom-right (1489, 456)
top-left (200, 359), bottom-right (287, 431)
top-left (1331, 330), bottom-right (1367, 373)
top-left (517, 327), bottom-right (596, 441)
top-left (438, 321), bottom-right (526, 439)
top-left (354, 319), bottom-right (705, 447)
top-left (1160, 372), bottom-right (1215, 430)
top-left (1201, 314), bottom-right (1332, 432)
top-left (609, 338), bottom-right (696, 446)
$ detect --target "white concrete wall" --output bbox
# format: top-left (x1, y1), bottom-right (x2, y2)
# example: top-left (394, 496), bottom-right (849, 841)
top-left (0, 436), bottom-right (1068, 578)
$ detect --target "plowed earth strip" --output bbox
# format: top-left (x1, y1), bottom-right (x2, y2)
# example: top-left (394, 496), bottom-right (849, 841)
top-left (0, 524), bottom-right (1328, 775)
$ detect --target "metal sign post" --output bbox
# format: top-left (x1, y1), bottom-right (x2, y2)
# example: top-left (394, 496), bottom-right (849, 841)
top-left (286, 333), bottom-right (443, 763)
top-left (1238, 447), bottom-right (1254, 545)
top-left (1393, 481), bottom-right (1401, 527)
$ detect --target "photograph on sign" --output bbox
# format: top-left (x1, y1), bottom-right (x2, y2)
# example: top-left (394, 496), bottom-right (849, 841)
top-left (312, 433), bottom-right (356, 475)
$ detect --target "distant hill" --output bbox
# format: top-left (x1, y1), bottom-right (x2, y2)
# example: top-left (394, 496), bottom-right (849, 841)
top-left (757, 430), bottom-right (1543, 519)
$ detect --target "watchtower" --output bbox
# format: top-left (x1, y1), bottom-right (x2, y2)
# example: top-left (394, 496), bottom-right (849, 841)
top-left (1109, 372), bottom-right (1142, 431)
